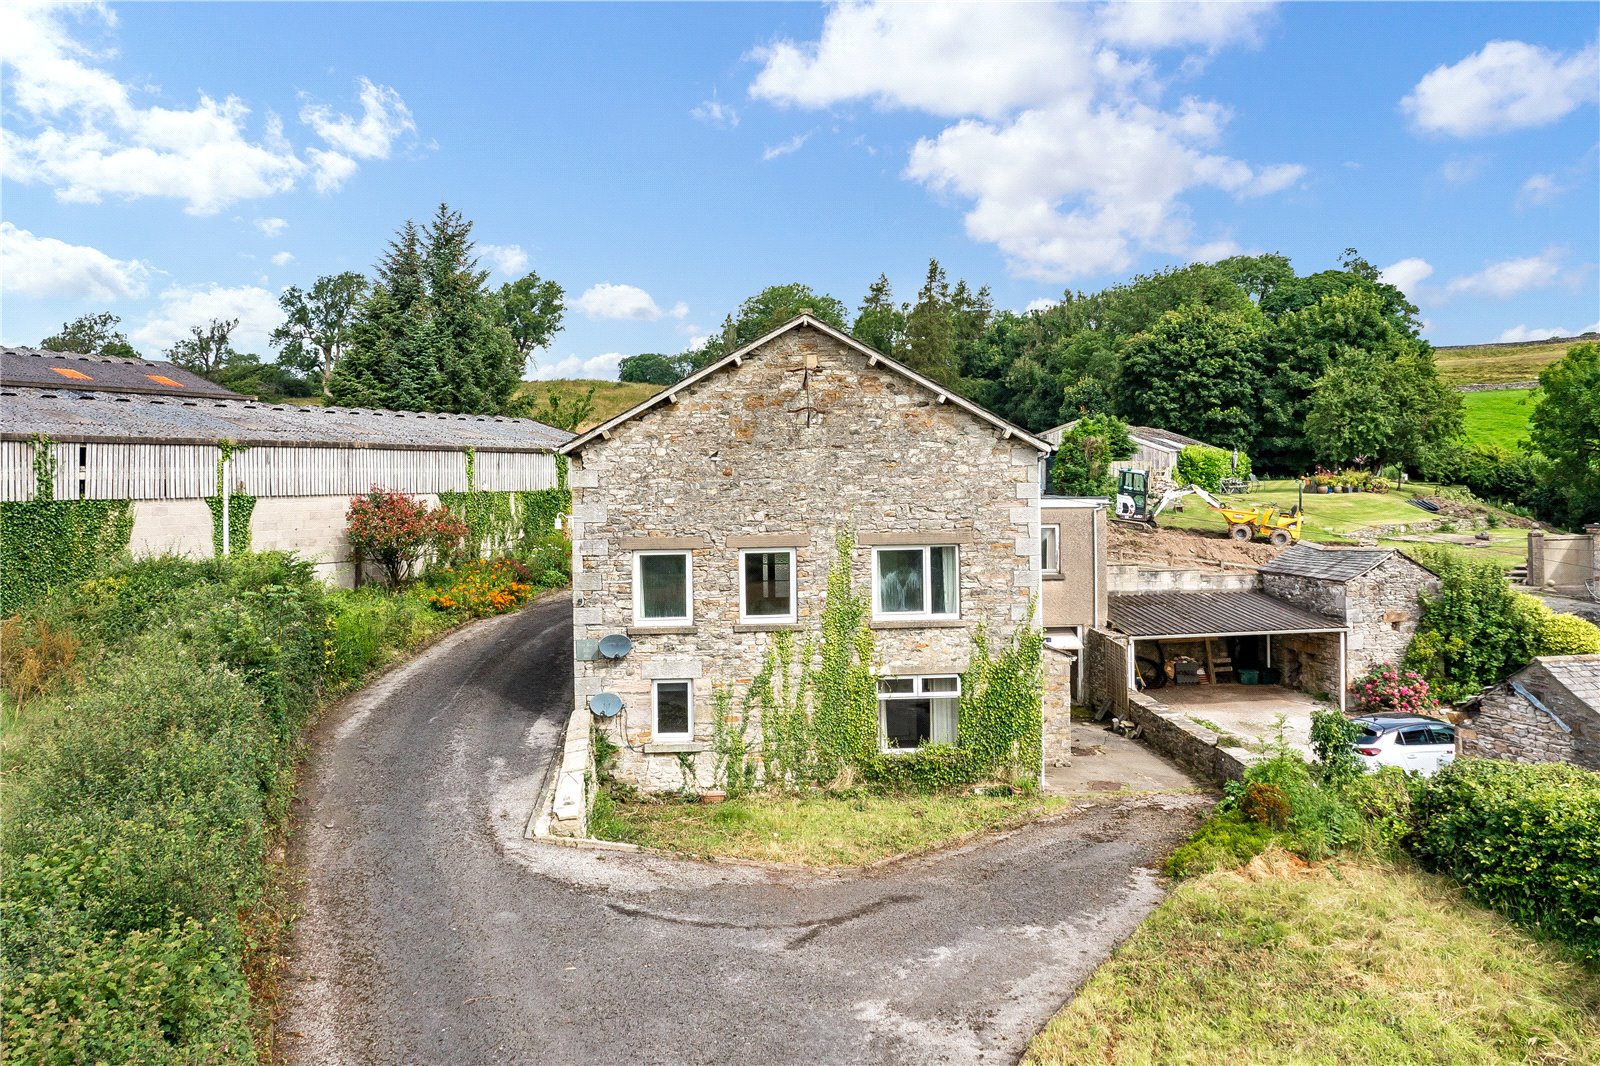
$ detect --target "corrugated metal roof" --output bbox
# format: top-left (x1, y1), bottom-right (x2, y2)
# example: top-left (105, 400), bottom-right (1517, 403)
top-left (0, 387), bottom-right (572, 452)
top-left (1, 346), bottom-right (243, 399)
top-left (1042, 421), bottom-right (1211, 451)
top-left (1259, 543), bottom-right (1396, 582)
top-left (1108, 590), bottom-right (1345, 638)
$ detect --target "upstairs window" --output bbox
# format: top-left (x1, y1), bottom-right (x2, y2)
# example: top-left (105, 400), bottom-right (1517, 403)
top-left (872, 545), bottom-right (959, 619)
top-left (740, 549), bottom-right (796, 623)
top-left (878, 675), bottom-right (960, 752)
top-left (1041, 524), bottom-right (1060, 574)
top-left (634, 551), bottom-right (691, 625)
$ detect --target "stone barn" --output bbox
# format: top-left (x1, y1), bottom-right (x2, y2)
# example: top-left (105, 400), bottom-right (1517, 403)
top-left (1455, 655), bottom-right (1600, 771)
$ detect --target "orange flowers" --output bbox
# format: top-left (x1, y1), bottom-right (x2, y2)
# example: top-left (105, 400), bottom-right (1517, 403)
top-left (425, 558), bottom-right (534, 617)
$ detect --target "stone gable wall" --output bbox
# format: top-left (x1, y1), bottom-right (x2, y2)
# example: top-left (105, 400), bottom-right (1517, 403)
top-left (1344, 557), bottom-right (1439, 680)
top-left (567, 326), bottom-right (1047, 791)
top-left (1459, 663), bottom-right (1600, 771)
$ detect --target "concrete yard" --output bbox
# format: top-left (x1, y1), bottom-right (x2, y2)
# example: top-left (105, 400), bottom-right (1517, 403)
top-left (1046, 720), bottom-right (1202, 795)
top-left (1148, 683), bottom-right (1327, 756)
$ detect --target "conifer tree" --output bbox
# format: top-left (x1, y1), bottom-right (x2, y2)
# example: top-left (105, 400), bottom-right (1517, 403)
top-left (903, 258), bottom-right (958, 384)
top-left (853, 273), bottom-right (906, 357)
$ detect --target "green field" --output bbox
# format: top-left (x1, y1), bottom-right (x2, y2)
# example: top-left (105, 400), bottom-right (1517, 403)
top-left (1435, 337), bottom-right (1585, 386)
top-left (1460, 388), bottom-right (1534, 450)
top-left (517, 377), bottom-right (663, 431)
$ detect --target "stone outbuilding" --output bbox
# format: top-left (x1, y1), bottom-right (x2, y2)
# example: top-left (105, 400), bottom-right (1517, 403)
top-left (1258, 543), bottom-right (1441, 685)
top-left (560, 314), bottom-right (1057, 794)
top-left (1455, 655), bottom-right (1600, 771)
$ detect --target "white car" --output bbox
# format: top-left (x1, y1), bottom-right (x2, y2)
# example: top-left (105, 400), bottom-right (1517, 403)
top-left (1349, 713), bottom-right (1457, 776)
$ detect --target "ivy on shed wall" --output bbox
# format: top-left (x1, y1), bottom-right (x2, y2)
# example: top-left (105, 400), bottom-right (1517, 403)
top-left (438, 448), bottom-right (571, 560)
top-left (0, 435), bottom-right (134, 613)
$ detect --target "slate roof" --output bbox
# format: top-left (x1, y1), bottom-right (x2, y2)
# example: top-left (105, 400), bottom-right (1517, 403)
top-left (1258, 542), bottom-right (1399, 582)
top-left (1531, 655), bottom-right (1600, 710)
top-left (1, 346), bottom-right (243, 400)
top-left (1042, 421), bottom-right (1210, 451)
top-left (0, 387), bottom-right (572, 452)
top-left (1108, 590), bottom-right (1345, 639)
top-left (561, 314), bottom-right (1052, 456)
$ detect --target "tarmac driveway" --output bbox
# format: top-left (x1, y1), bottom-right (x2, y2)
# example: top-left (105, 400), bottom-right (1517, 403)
top-left (279, 592), bottom-right (1207, 1065)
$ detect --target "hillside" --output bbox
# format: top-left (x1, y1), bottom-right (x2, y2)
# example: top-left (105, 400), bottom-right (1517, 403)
top-left (1435, 334), bottom-right (1594, 386)
top-left (518, 378), bottom-right (664, 432)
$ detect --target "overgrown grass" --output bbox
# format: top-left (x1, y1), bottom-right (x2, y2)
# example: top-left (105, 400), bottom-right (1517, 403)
top-left (1024, 852), bottom-right (1600, 1066)
top-left (590, 789), bottom-right (1068, 866)
top-left (516, 378), bottom-right (662, 431)
top-left (1437, 337), bottom-right (1586, 386)
top-left (1461, 388), bottom-right (1534, 450)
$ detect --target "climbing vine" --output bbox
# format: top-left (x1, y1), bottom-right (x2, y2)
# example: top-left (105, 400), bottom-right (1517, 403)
top-left (716, 529), bottom-right (1045, 794)
top-left (0, 435), bottom-right (133, 614)
top-left (438, 449), bottom-right (570, 561)
top-left (206, 440), bottom-right (254, 556)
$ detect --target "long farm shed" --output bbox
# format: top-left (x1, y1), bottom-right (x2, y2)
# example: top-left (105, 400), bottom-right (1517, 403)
top-left (1, 369), bottom-right (573, 587)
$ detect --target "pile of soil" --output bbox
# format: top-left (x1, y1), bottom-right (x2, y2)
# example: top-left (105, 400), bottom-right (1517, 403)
top-left (1107, 521), bottom-right (1284, 570)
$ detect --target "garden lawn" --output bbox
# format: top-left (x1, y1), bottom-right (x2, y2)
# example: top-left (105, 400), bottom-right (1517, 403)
top-left (1379, 529), bottom-right (1530, 572)
top-left (1436, 338), bottom-right (1580, 386)
top-left (516, 378), bottom-right (662, 431)
top-left (1024, 852), bottom-right (1600, 1066)
top-left (589, 790), bottom-right (1067, 866)
top-left (1158, 478), bottom-right (1437, 543)
top-left (1461, 388), bottom-right (1534, 450)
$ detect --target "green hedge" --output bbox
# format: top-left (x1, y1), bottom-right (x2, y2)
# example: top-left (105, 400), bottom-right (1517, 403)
top-left (2, 553), bottom-right (325, 1062)
top-left (1409, 759), bottom-right (1600, 961)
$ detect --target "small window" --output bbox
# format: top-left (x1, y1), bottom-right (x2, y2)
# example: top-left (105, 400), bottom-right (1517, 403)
top-left (878, 675), bottom-right (961, 752)
top-left (873, 546), bottom-right (959, 619)
top-left (634, 551), bottom-right (691, 625)
top-left (739, 549), bottom-right (795, 623)
top-left (653, 680), bottom-right (693, 739)
top-left (1041, 524), bottom-right (1060, 574)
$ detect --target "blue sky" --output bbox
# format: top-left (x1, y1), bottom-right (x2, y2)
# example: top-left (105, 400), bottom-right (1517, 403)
top-left (3, 2), bottom-right (1596, 379)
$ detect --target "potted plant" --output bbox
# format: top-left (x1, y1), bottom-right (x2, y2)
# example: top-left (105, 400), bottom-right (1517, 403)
top-left (700, 788), bottom-right (727, 804)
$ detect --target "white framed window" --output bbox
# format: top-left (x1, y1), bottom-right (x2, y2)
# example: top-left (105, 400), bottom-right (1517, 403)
top-left (872, 545), bottom-right (959, 619)
top-left (633, 550), bottom-right (692, 626)
top-left (1041, 524), bottom-right (1060, 574)
top-left (739, 548), bottom-right (796, 623)
top-left (878, 675), bottom-right (961, 752)
top-left (652, 679), bottom-right (693, 740)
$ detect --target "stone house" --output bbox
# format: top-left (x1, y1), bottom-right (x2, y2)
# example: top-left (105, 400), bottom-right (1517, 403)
top-left (560, 314), bottom-right (1057, 792)
top-left (1455, 655), bottom-right (1600, 771)
top-left (1258, 543), bottom-right (1441, 689)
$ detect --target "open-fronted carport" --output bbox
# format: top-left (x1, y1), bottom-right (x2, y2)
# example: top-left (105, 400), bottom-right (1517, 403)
top-left (1107, 589), bottom-right (1349, 712)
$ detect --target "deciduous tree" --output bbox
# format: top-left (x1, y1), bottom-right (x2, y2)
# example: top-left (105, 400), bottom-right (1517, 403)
top-left (1529, 342), bottom-right (1600, 527)
top-left (166, 318), bottom-right (240, 379)
top-left (1116, 304), bottom-right (1267, 451)
top-left (272, 272), bottom-right (367, 398)
top-left (40, 312), bottom-right (139, 358)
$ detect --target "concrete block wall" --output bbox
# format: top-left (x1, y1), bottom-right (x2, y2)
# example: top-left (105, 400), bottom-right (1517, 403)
top-left (129, 499), bottom-right (214, 558)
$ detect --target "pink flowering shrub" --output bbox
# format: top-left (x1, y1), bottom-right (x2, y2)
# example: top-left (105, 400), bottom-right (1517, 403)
top-left (1352, 663), bottom-right (1437, 716)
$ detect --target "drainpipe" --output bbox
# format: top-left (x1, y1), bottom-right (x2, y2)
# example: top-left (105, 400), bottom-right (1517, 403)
top-left (1337, 631), bottom-right (1347, 713)
top-left (221, 453), bottom-right (231, 557)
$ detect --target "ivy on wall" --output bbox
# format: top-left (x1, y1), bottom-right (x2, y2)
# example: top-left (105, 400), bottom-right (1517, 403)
top-left (207, 440), bottom-right (254, 556)
top-left (438, 449), bottom-right (571, 561)
top-left (712, 529), bottom-right (1045, 794)
top-left (0, 435), bottom-right (134, 614)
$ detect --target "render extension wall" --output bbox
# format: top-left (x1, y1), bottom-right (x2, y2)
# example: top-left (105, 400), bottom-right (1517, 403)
top-left (1527, 529), bottom-right (1598, 597)
top-left (568, 324), bottom-right (1046, 792)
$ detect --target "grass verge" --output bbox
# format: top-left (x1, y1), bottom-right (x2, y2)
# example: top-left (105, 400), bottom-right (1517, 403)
top-left (1023, 851), bottom-right (1600, 1066)
top-left (590, 789), bottom-right (1068, 867)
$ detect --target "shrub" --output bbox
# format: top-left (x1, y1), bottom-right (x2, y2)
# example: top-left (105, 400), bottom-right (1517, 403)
top-left (1050, 414), bottom-right (1135, 497)
top-left (1163, 810), bottom-right (1272, 878)
top-left (345, 487), bottom-right (469, 585)
top-left (1350, 664), bottom-right (1437, 717)
top-left (1339, 766), bottom-right (1416, 860)
top-left (1240, 782), bottom-right (1291, 830)
top-left (1308, 709), bottom-right (1365, 786)
top-left (1521, 599), bottom-right (1600, 657)
top-left (424, 558), bottom-right (536, 617)
top-left (1175, 445), bottom-right (1237, 493)
top-left (323, 585), bottom-right (450, 685)
top-left (1409, 759), bottom-right (1600, 961)
top-left (1404, 547), bottom-right (1537, 703)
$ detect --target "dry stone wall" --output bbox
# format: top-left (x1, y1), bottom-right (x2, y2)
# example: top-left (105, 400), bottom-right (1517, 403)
top-left (567, 325), bottom-right (1047, 791)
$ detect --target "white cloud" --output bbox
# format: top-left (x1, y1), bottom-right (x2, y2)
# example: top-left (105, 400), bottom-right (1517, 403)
top-left (691, 97), bottom-right (740, 127)
top-left (1581, 320), bottom-right (1600, 336)
top-left (1439, 155), bottom-right (1486, 184)
top-left (298, 76), bottom-right (415, 159)
top-left (480, 243), bottom-right (529, 276)
top-left (254, 217), bottom-right (288, 238)
top-left (1025, 297), bottom-right (1058, 313)
top-left (0, 222), bottom-right (150, 300)
top-left (669, 301), bottom-right (690, 320)
top-left (530, 351), bottom-right (625, 381)
top-left (1378, 257), bottom-right (1434, 296)
top-left (1447, 249), bottom-right (1565, 299)
top-left (1403, 39), bottom-right (1599, 137)
top-left (306, 147), bottom-right (359, 194)
top-left (270, 251), bottom-right (295, 267)
top-left (0, 3), bottom-right (413, 213)
top-left (1517, 172), bottom-right (1562, 207)
top-left (747, 1), bottom-right (1302, 281)
top-left (131, 283), bottom-right (283, 354)
top-left (1495, 324), bottom-right (1570, 343)
top-left (1096, 2), bottom-right (1274, 51)
top-left (574, 283), bottom-right (662, 321)
top-left (762, 132), bottom-right (811, 160)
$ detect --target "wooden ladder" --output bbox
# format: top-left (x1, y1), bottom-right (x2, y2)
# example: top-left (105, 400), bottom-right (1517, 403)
top-left (1204, 639), bottom-right (1234, 685)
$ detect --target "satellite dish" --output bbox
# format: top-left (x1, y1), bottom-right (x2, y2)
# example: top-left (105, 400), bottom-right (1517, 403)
top-left (590, 692), bottom-right (623, 718)
top-left (598, 633), bottom-right (634, 659)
